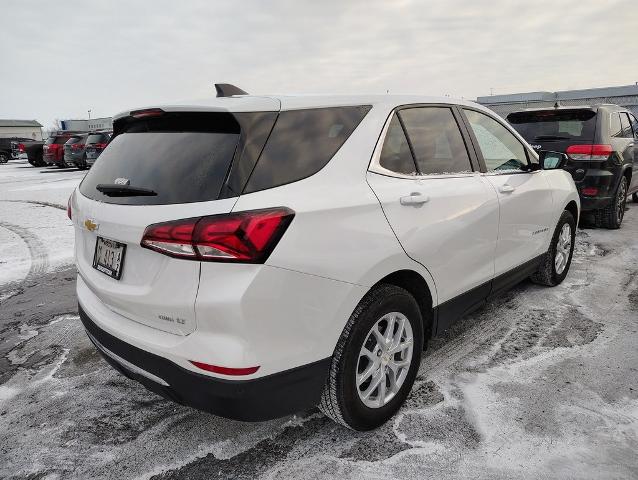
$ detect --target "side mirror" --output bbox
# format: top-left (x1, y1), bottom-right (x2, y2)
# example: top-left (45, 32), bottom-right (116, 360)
top-left (539, 150), bottom-right (568, 170)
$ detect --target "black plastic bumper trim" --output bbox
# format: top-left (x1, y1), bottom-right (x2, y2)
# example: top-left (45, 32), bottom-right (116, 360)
top-left (79, 304), bottom-right (331, 422)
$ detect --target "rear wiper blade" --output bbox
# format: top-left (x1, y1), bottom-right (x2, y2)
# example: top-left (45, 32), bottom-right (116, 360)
top-left (533, 135), bottom-right (570, 140)
top-left (96, 184), bottom-right (157, 197)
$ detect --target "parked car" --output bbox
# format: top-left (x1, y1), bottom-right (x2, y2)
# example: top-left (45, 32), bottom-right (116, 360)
top-left (43, 132), bottom-right (77, 167)
top-left (507, 105), bottom-right (637, 228)
top-left (84, 131), bottom-right (112, 167)
top-left (63, 134), bottom-right (89, 169)
top-left (13, 139), bottom-right (46, 166)
top-left (0, 137), bottom-right (35, 163)
top-left (70, 91), bottom-right (579, 430)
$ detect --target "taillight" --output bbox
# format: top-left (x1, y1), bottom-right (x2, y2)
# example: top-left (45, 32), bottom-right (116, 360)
top-left (189, 361), bottom-right (259, 376)
top-left (71, 143), bottom-right (85, 151)
top-left (566, 144), bottom-right (612, 161)
top-left (18, 143), bottom-right (25, 152)
top-left (581, 187), bottom-right (599, 196)
top-left (141, 207), bottom-right (294, 263)
top-left (93, 143), bottom-right (107, 149)
top-left (67, 195), bottom-right (72, 220)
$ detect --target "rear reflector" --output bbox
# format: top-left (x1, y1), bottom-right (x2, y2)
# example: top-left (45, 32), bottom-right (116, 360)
top-left (581, 187), bottom-right (599, 196)
top-left (189, 361), bottom-right (259, 376)
top-left (566, 144), bottom-right (612, 161)
top-left (141, 207), bottom-right (294, 263)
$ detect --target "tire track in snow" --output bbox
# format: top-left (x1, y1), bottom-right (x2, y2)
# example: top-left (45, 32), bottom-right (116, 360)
top-left (0, 222), bottom-right (50, 283)
top-left (0, 199), bottom-right (66, 211)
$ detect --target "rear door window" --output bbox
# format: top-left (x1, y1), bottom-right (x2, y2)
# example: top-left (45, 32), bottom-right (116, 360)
top-left (398, 107), bottom-right (473, 174)
top-left (507, 109), bottom-right (597, 143)
top-left (80, 112), bottom-right (241, 205)
top-left (464, 109), bottom-right (529, 172)
top-left (244, 106), bottom-right (370, 193)
top-left (378, 114), bottom-right (417, 175)
top-left (629, 114), bottom-right (638, 138)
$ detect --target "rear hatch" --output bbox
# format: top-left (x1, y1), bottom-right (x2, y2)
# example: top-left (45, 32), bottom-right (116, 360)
top-left (85, 132), bottom-right (110, 161)
top-left (75, 108), bottom-right (276, 335)
top-left (64, 136), bottom-right (82, 160)
top-left (507, 108), bottom-right (599, 181)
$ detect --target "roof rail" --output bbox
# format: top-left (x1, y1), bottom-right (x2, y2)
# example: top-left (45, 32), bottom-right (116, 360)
top-left (215, 83), bottom-right (248, 97)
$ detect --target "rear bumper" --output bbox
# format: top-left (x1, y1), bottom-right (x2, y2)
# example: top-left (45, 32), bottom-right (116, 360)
top-left (571, 167), bottom-right (620, 211)
top-left (79, 304), bottom-right (331, 421)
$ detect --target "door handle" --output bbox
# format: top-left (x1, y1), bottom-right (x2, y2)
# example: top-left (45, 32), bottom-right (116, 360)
top-left (499, 184), bottom-right (516, 193)
top-left (400, 192), bottom-right (429, 206)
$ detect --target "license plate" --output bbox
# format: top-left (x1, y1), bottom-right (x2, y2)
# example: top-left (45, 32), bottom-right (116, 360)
top-left (93, 237), bottom-right (127, 280)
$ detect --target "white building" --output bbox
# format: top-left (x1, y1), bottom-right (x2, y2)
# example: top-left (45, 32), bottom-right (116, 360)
top-left (0, 119), bottom-right (43, 140)
top-left (60, 117), bottom-right (113, 132)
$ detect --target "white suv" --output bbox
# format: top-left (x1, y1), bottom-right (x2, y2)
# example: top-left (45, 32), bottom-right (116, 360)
top-left (71, 91), bottom-right (579, 430)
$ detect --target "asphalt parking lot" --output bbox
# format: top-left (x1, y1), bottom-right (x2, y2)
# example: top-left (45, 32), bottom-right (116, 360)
top-left (1, 159), bottom-right (637, 479)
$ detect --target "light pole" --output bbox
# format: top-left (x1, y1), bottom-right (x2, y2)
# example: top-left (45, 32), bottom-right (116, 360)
top-left (88, 109), bottom-right (92, 120)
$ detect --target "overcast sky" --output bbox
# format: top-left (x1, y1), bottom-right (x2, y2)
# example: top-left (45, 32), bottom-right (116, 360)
top-left (2, 0), bottom-right (637, 130)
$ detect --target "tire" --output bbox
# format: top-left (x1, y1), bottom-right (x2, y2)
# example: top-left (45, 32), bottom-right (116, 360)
top-left (318, 284), bottom-right (424, 431)
top-left (595, 176), bottom-right (628, 229)
top-left (531, 210), bottom-right (576, 287)
top-left (632, 192), bottom-right (638, 203)
top-left (0, 152), bottom-right (8, 164)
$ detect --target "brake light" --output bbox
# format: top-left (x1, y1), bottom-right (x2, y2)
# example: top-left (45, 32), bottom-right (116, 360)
top-left (189, 361), bottom-right (259, 376)
top-left (566, 144), bottom-right (612, 161)
top-left (71, 143), bottom-right (85, 151)
top-left (18, 143), bottom-right (25, 153)
top-left (141, 207), bottom-right (294, 263)
top-left (581, 187), bottom-right (599, 196)
top-left (131, 108), bottom-right (164, 118)
top-left (93, 143), bottom-right (107, 149)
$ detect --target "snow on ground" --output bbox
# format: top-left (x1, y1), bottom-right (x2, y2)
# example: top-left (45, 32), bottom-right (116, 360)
top-left (0, 157), bottom-right (637, 479)
top-left (0, 159), bottom-right (83, 285)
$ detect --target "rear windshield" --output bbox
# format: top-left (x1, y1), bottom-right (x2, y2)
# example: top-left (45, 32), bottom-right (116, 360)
top-left (65, 136), bottom-right (83, 145)
top-left (47, 136), bottom-right (71, 145)
top-left (86, 133), bottom-right (108, 144)
top-left (79, 113), bottom-right (241, 205)
top-left (507, 109), bottom-right (597, 142)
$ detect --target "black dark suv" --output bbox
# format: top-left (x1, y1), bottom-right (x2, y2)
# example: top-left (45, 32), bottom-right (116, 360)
top-left (507, 105), bottom-right (637, 228)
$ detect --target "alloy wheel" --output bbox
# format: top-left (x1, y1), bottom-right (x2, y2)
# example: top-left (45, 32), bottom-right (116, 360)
top-left (554, 223), bottom-right (572, 275)
top-left (356, 312), bottom-right (414, 408)
top-left (616, 179), bottom-right (627, 224)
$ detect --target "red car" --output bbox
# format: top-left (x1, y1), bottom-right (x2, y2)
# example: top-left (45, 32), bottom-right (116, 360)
top-left (43, 133), bottom-right (76, 167)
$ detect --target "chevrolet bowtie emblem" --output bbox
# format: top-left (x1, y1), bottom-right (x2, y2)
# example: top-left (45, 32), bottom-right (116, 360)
top-left (84, 219), bottom-right (98, 232)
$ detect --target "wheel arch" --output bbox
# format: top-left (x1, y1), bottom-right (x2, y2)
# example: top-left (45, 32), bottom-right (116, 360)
top-left (565, 200), bottom-right (579, 224)
top-left (373, 269), bottom-right (434, 343)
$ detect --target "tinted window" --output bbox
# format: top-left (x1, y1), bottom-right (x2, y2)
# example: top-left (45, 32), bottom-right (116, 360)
top-left (508, 109), bottom-right (597, 142)
top-left (399, 107), bottom-right (472, 174)
top-left (610, 113), bottom-right (622, 138)
top-left (465, 109), bottom-right (528, 171)
top-left (80, 113), bottom-right (240, 205)
top-left (245, 106), bottom-right (370, 193)
top-left (65, 137), bottom-right (83, 145)
top-left (620, 113), bottom-right (633, 138)
top-left (630, 114), bottom-right (638, 138)
top-left (86, 133), bottom-right (108, 144)
top-left (378, 114), bottom-right (416, 174)
top-left (47, 136), bottom-right (71, 145)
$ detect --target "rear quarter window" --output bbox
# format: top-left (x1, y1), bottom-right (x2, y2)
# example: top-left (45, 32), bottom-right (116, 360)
top-left (244, 106), bottom-right (371, 193)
